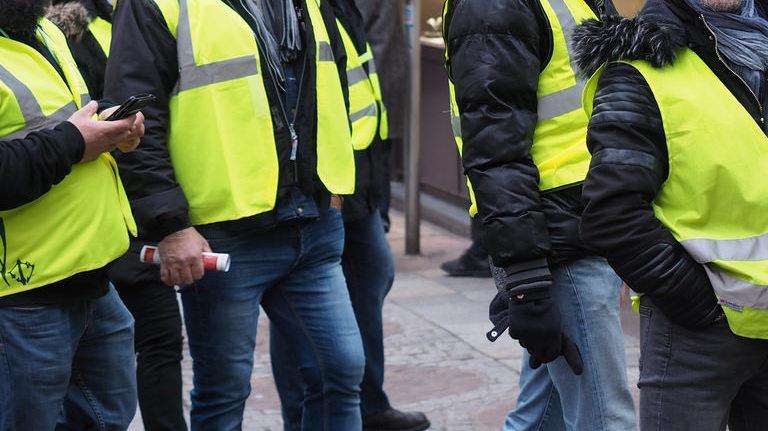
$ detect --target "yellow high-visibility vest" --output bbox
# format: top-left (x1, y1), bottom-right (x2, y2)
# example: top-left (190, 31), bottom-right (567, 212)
top-left (88, 16), bottom-right (111, 56)
top-left (150, 0), bottom-right (355, 225)
top-left (0, 19), bottom-right (135, 296)
top-left (445, 0), bottom-right (597, 215)
top-left (584, 49), bottom-right (768, 339)
top-left (359, 43), bottom-right (389, 141)
top-left (337, 20), bottom-right (378, 150)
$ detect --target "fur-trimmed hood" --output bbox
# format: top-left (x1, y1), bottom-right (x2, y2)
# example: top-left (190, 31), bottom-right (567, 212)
top-left (571, 0), bottom-right (693, 78)
top-left (45, 0), bottom-right (112, 40)
top-left (46, 2), bottom-right (91, 39)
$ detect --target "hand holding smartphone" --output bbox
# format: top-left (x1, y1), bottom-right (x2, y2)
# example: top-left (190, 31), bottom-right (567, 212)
top-left (104, 93), bottom-right (157, 121)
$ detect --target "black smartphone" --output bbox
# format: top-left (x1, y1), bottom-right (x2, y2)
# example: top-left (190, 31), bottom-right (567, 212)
top-left (105, 93), bottom-right (157, 121)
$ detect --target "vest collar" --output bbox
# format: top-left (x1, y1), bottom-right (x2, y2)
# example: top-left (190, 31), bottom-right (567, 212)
top-left (572, 0), bottom-right (766, 124)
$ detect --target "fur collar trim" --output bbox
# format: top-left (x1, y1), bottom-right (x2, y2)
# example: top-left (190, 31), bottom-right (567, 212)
top-left (571, 0), bottom-right (689, 78)
top-left (46, 2), bottom-right (91, 40)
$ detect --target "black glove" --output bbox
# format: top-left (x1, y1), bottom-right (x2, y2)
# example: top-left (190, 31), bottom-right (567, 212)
top-left (614, 243), bottom-right (723, 329)
top-left (487, 259), bottom-right (584, 375)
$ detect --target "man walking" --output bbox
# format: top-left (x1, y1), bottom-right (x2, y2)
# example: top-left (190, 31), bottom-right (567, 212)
top-left (0, 1), bottom-right (145, 428)
top-left (270, 2), bottom-right (430, 430)
top-left (443, 0), bottom-right (637, 429)
top-left (107, 0), bottom-right (366, 429)
top-left (575, 0), bottom-right (768, 428)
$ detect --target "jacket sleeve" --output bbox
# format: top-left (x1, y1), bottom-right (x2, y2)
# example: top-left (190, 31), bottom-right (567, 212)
top-left (580, 63), bottom-right (719, 324)
top-left (0, 122), bottom-right (84, 210)
top-left (445, 0), bottom-right (550, 274)
top-left (104, 0), bottom-right (190, 240)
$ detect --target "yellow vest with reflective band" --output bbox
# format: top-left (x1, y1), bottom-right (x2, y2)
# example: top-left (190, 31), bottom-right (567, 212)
top-left (358, 43), bottom-right (389, 141)
top-left (337, 20), bottom-right (378, 150)
top-left (445, 0), bottom-right (596, 216)
top-left (584, 49), bottom-right (768, 339)
top-left (0, 19), bottom-right (136, 296)
top-left (88, 16), bottom-right (111, 56)
top-left (150, 0), bottom-right (355, 226)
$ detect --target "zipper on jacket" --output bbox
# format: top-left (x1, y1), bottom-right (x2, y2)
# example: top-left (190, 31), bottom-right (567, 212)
top-left (287, 55), bottom-right (308, 183)
top-left (252, 6), bottom-right (309, 183)
top-left (699, 15), bottom-right (765, 127)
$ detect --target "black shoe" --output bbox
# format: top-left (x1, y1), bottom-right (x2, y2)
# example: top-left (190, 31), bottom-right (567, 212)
top-left (440, 251), bottom-right (491, 278)
top-left (363, 408), bottom-right (431, 431)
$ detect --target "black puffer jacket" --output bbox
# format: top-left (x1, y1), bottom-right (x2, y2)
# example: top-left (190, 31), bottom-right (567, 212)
top-left (572, 0), bottom-right (768, 327)
top-left (443, 0), bottom-right (601, 278)
top-left (47, 0), bottom-right (114, 99)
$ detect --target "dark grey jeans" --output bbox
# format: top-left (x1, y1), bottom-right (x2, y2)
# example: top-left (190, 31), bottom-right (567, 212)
top-left (639, 297), bottom-right (768, 431)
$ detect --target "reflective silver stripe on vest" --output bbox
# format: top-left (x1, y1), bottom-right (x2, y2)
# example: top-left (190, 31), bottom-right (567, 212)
top-left (451, 115), bottom-right (462, 140)
top-left (350, 103), bottom-right (377, 122)
top-left (347, 66), bottom-right (368, 86)
top-left (319, 41), bottom-right (334, 62)
top-left (0, 64), bottom-right (78, 140)
top-left (81, 93), bottom-right (91, 107)
top-left (178, 56), bottom-right (259, 93)
top-left (3, 103), bottom-right (77, 141)
top-left (538, 84), bottom-right (583, 120)
top-left (367, 58), bottom-right (377, 75)
top-left (703, 266), bottom-right (768, 310)
top-left (537, 0), bottom-right (584, 121)
top-left (680, 234), bottom-right (768, 309)
top-left (683, 234), bottom-right (768, 264)
top-left (174, 0), bottom-right (260, 94)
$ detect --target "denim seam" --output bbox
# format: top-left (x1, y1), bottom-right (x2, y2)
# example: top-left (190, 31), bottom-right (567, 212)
top-left (276, 288), bottom-right (332, 430)
top-left (563, 264), bottom-right (607, 431)
top-left (534, 383), bottom-right (559, 431)
top-left (654, 312), bottom-right (673, 431)
top-left (72, 368), bottom-right (106, 430)
top-left (286, 225), bottom-right (305, 273)
top-left (183, 286), bottom-right (213, 426)
top-left (0, 323), bottom-right (12, 427)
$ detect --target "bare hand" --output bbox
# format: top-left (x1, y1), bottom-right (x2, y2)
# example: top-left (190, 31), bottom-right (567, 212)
top-left (98, 106), bottom-right (143, 153)
top-left (68, 101), bottom-right (145, 163)
top-left (158, 227), bottom-right (212, 286)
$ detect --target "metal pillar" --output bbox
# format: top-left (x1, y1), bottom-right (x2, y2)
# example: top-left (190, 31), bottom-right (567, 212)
top-left (404, 0), bottom-right (421, 255)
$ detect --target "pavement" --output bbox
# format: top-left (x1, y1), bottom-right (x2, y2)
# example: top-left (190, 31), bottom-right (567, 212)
top-left (130, 210), bottom-right (640, 430)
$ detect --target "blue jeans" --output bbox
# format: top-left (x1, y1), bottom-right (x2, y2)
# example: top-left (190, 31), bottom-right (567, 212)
top-left (182, 209), bottom-right (365, 431)
top-left (638, 296), bottom-right (768, 431)
top-left (0, 286), bottom-right (137, 430)
top-left (271, 211), bottom-right (395, 430)
top-left (504, 257), bottom-right (636, 431)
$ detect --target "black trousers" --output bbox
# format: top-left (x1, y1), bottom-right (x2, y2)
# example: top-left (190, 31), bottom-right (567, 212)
top-left (108, 243), bottom-right (187, 431)
top-left (468, 217), bottom-right (488, 259)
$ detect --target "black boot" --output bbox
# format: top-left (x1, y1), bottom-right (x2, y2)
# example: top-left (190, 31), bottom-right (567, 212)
top-left (363, 408), bottom-right (431, 431)
top-left (440, 251), bottom-right (491, 278)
